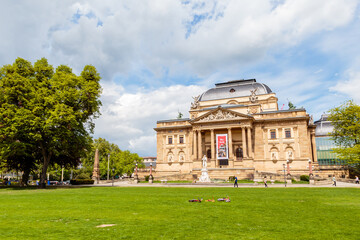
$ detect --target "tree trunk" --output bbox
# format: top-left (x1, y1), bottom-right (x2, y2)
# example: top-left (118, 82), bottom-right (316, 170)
top-left (39, 144), bottom-right (51, 189)
top-left (20, 168), bottom-right (31, 187)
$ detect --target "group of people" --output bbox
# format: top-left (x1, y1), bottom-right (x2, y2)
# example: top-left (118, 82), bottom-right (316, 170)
top-left (189, 197), bottom-right (230, 202)
top-left (233, 176), bottom-right (268, 187)
top-left (233, 175), bottom-right (360, 187)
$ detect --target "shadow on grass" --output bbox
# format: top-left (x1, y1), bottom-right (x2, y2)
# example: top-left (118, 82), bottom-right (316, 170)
top-left (0, 185), bottom-right (94, 191)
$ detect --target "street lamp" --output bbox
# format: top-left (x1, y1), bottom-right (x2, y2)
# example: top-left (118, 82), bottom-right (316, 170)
top-left (283, 163), bottom-right (286, 187)
top-left (286, 159), bottom-right (290, 176)
top-left (134, 163), bottom-right (139, 183)
top-left (112, 168), bottom-right (115, 186)
top-left (308, 159), bottom-right (313, 176)
top-left (107, 153), bottom-right (110, 181)
top-left (149, 162), bottom-right (153, 183)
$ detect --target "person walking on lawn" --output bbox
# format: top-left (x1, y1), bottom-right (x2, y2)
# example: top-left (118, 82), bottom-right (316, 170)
top-left (264, 176), bottom-right (268, 188)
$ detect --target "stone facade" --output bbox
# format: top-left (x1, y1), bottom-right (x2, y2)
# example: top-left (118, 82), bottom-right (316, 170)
top-left (154, 79), bottom-right (317, 180)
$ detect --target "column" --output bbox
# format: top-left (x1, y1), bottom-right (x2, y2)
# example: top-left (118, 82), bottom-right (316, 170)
top-left (247, 127), bottom-right (253, 158)
top-left (211, 129), bottom-right (216, 168)
top-left (198, 130), bottom-right (202, 159)
top-left (311, 131), bottom-right (318, 162)
top-left (211, 129), bottom-right (215, 160)
top-left (228, 128), bottom-right (233, 159)
top-left (242, 127), bottom-right (248, 158)
top-left (193, 130), bottom-right (197, 159)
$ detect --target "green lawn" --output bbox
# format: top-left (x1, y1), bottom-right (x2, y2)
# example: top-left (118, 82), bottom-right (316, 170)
top-left (0, 187), bottom-right (359, 239)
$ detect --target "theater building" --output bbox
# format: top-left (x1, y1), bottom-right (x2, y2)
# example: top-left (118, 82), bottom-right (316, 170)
top-left (154, 79), bottom-right (318, 180)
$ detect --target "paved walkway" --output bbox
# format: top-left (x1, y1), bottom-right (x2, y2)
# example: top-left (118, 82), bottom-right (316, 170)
top-left (90, 181), bottom-right (360, 188)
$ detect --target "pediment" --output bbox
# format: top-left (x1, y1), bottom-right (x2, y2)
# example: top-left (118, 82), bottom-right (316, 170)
top-left (191, 107), bottom-right (254, 123)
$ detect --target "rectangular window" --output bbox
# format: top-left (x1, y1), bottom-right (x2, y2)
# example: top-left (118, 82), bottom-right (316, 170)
top-left (270, 130), bottom-right (276, 139)
top-left (179, 136), bottom-right (184, 144)
top-left (168, 137), bottom-right (173, 144)
top-left (285, 129), bottom-right (291, 138)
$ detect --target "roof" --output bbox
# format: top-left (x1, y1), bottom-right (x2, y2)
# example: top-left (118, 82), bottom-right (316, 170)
top-left (157, 118), bottom-right (190, 123)
top-left (199, 79), bottom-right (272, 101)
top-left (315, 113), bottom-right (334, 136)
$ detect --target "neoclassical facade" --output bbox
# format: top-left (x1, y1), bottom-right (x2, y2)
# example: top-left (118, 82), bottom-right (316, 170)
top-left (154, 79), bottom-right (318, 180)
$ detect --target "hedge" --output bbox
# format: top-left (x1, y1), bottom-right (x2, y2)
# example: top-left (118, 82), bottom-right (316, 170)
top-left (70, 179), bottom-right (94, 185)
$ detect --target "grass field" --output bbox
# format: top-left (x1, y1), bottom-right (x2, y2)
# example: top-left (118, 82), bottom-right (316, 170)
top-left (1, 187), bottom-right (359, 239)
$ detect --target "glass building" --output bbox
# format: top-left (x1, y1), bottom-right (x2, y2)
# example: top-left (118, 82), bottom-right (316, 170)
top-left (315, 114), bottom-right (343, 165)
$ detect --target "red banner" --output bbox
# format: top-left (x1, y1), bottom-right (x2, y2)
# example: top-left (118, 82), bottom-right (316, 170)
top-left (216, 134), bottom-right (228, 159)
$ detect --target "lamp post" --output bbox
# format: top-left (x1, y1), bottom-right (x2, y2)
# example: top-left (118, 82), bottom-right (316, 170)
top-left (107, 153), bottom-right (110, 181)
top-left (61, 165), bottom-right (64, 184)
top-left (286, 159), bottom-right (290, 175)
top-left (283, 163), bottom-right (286, 187)
top-left (112, 168), bottom-right (115, 186)
top-left (134, 163), bottom-right (138, 183)
top-left (149, 162), bottom-right (153, 184)
top-left (308, 159), bottom-right (315, 184)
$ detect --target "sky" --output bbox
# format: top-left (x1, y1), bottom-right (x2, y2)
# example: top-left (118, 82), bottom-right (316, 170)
top-left (1, 0), bottom-right (360, 156)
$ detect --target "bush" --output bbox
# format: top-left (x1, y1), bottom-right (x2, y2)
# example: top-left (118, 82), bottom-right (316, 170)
top-left (228, 176), bottom-right (235, 181)
top-left (300, 175), bottom-right (309, 182)
top-left (145, 175), bottom-right (154, 181)
top-left (76, 173), bottom-right (91, 180)
top-left (70, 179), bottom-right (94, 185)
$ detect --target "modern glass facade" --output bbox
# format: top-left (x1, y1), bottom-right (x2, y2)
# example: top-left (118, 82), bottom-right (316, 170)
top-left (316, 137), bottom-right (343, 165)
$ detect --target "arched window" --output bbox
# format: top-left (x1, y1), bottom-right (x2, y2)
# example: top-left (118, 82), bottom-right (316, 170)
top-left (206, 149), bottom-right (211, 159)
top-left (236, 148), bottom-right (243, 159)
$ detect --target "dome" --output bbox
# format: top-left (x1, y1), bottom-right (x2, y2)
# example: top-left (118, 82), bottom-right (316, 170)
top-left (199, 79), bottom-right (272, 101)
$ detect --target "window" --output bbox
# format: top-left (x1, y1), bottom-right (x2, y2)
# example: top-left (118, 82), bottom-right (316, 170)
top-left (206, 149), bottom-right (211, 159)
top-left (168, 137), bottom-right (173, 144)
top-left (179, 136), bottom-right (184, 144)
top-left (236, 148), bottom-right (243, 159)
top-left (270, 130), bottom-right (276, 139)
top-left (285, 129), bottom-right (291, 138)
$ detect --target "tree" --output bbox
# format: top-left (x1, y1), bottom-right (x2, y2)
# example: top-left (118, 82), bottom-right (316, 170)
top-left (0, 58), bottom-right (102, 187)
top-left (82, 138), bottom-right (143, 179)
top-left (328, 100), bottom-right (360, 165)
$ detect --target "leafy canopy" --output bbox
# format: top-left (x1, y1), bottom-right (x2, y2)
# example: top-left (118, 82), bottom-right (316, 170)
top-left (0, 57), bottom-right (102, 186)
top-left (328, 100), bottom-right (360, 163)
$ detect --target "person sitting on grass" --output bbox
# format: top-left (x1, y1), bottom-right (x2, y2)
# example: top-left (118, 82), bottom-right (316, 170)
top-left (189, 198), bottom-right (202, 202)
top-left (217, 196), bottom-right (230, 202)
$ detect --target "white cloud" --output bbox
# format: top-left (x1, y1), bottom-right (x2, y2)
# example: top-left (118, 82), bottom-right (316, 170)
top-left (0, 0), bottom-right (357, 78)
top-left (330, 70), bottom-right (360, 102)
top-left (93, 82), bottom-right (207, 156)
top-left (1, 0), bottom-right (359, 156)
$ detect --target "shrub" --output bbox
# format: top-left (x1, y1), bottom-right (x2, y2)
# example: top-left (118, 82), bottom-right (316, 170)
top-left (300, 175), bottom-right (309, 182)
top-left (228, 176), bottom-right (235, 181)
top-left (70, 179), bottom-right (94, 185)
top-left (145, 175), bottom-right (149, 181)
top-left (76, 173), bottom-right (91, 180)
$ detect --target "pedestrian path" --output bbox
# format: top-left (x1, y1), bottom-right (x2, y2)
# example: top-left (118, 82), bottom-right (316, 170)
top-left (90, 180), bottom-right (360, 188)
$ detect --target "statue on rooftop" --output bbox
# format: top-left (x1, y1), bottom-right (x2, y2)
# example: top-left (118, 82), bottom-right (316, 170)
top-left (249, 87), bottom-right (259, 103)
top-left (191, 95), bottom-right (200, 109)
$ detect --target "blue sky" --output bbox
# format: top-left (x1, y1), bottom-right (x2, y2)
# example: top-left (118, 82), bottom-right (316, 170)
top-left (1, 0), bottom-right (360, 156)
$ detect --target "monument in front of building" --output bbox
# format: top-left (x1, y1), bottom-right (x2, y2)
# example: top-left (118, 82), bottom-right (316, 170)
top-left (198, 155), bottom-right (211, 182)
top-left (154, 79), bottom-right (318, 180)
